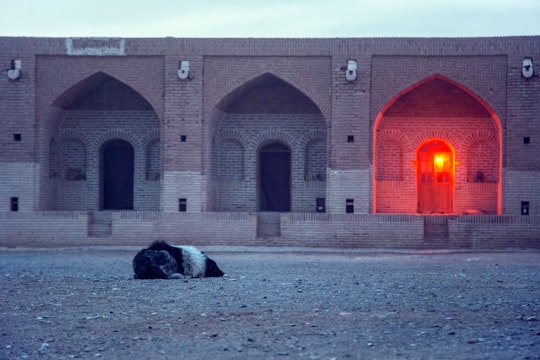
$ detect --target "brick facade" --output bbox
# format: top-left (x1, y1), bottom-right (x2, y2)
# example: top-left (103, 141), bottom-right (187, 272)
top-left (0, 36), bottom-right (539, 248)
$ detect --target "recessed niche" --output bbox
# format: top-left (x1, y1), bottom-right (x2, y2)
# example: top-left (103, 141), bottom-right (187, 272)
top-left (179, 198), bottom-right (187, 212)
top-left (10, 197), bottom-right (19, 211)
top-left (346, 198), bottom-right (354, 213)
top-left (521, 201), bottom-right (530, 215)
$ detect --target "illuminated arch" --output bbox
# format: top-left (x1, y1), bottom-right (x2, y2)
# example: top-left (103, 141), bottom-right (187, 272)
top-left (373, 74), bottom-right (502, 214)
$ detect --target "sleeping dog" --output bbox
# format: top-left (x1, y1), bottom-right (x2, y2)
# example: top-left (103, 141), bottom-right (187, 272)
top-left (133, 240), bottom-right (224, 279)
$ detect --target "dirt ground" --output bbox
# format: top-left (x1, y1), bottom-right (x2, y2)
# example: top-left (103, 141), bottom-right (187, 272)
top-left (1, 247), bottom-right (539, 360)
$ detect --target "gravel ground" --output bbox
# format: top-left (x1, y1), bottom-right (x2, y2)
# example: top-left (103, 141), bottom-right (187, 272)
top-left (1, 247), bottom-right (539, 360)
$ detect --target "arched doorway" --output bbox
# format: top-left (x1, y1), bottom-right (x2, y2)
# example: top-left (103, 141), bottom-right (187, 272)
top-left (208, 72), bottom-right (326, 213)
top-left (417, 140), bottom-right (454, 214)
top-left (101, 140), bottom-right (134, 210)
top-left (258, 142), bottom-right (291, 212)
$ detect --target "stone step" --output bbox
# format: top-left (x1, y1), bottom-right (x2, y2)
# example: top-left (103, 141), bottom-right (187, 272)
top-left (88, 212), bottom-right (113, 237)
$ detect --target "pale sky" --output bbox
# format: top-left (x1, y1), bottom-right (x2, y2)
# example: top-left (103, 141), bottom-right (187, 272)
top-left (1, 0), bottom-right (539, 38)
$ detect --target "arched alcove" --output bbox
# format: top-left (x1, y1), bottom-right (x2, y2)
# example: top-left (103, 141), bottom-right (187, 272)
top-left (45, 72), bottom-right (160, 211)
top-left (374, 75), bottom-right (501, 214)
top-left (53, 72), bottom-right (154, 111)
top-left (209, 73), bottom-right (326, 213)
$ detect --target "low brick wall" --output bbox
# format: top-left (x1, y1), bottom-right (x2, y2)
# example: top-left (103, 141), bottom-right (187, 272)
top-left (281, 213), bottom-right (424, 248)
top-left (0, 211), bottom-right (539, 249)
top-left (0, 212), bottom-right (88, 247)
top-left (449, 215), bottom-right (540, 249)
top-left (112, 212), bottom-right (257, 246)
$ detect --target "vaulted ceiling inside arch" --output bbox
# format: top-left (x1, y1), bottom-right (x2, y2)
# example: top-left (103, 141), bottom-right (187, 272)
top-left (53, 72), bottom-right (153, 111)
top-left (218, 74), bottom-right (321, 114)
top-left (384, 78), bottom-right (490, 118)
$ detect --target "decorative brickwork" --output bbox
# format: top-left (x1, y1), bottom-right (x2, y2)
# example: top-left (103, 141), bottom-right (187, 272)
top-left (0, 36), bottom-right (539, 248)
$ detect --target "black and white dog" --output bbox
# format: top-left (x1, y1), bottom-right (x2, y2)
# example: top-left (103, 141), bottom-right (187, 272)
top-left (133, 241), bottom-right (224, 279)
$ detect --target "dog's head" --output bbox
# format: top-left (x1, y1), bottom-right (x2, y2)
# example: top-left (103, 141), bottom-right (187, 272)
top-left (204, 257), bottom-right (224, 277)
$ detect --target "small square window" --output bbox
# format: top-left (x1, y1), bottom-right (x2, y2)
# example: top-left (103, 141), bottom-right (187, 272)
top-left (10, 197), bottom-right (19, 211)
top-left (13, 133), bottom-right (21, 141)
top-left (179, 198), bottom-right (187, 212)
top-left (180, 135), bottom-right (187, 142)
top-left (346, 198), bottom-right (354, 214)
top-left (521, 201), bottom-right (529, 215)
top-left (316, 198), bottom-right (326, 213)
top-left (347, 135), bottom-right (354, 143)
top-left (524, 137), bottom-right (531, 144)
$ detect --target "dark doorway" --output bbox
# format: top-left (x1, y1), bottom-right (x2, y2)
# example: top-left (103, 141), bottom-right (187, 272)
top-left (102, 140), bottom-right (134, 210)
top-left (259, 143), bottom-right (291, 212)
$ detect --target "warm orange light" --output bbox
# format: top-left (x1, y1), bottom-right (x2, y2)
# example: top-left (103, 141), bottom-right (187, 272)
top-left (434, 156), bottom-right (442, 170)
top-left (434, 154), bottom-right (447, 172)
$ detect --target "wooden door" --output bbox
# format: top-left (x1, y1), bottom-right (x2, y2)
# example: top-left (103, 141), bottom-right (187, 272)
top-left (259, 143), bottom-right (291, 212)
top-left (417, 141), bottom-right (453, 214)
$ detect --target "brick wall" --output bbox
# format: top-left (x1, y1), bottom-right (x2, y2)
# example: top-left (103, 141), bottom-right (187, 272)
top-left (1, 212), bottom-right (537, 249)
top-left (0, 163), bottom-right (36, 212)
top-left (48, 110), bottom-right (160, 210)
top-left (212, 113), bottom-right (326, 212)
top-left (326, 169), bottom-right (371, 214)
top-left (503, 169), bottom-right (540, 216)
top-left (1, 36), bottom-right (539, 248)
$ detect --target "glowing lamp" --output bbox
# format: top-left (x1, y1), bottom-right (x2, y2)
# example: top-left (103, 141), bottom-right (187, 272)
top-left (434, 155), bottom-right (445, 171)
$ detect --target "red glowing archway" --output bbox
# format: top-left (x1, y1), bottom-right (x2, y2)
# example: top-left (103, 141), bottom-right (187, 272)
top-left (373, 74), bottom-right (503, 214)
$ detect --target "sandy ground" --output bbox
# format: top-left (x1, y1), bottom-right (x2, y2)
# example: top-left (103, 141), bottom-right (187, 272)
top-left (1, 247), bottom-right (539, 360)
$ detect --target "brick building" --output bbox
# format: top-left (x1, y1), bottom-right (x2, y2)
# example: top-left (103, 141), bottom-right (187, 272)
top-left (1, 36), bottom-right (539, 248)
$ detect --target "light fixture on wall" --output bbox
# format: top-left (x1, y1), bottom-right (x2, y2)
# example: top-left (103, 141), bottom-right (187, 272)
top-left (522, 57), bottom-right (534, 78)
top-left (7, 59), bottom-right (21, 80)
top-left (178, 60), bottom-right (190, 80)
top-left (345, 60), bottom-right (357, 82)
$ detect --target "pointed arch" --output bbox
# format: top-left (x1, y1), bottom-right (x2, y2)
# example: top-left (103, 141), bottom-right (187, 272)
top-left (373, 74), bottom-right (502, 214)
top-left (210, 71), bottom-right (324, 118)
top-left (214, 72), bottom-right (323, 115)
top-left (52, 71), bottom-right (154, 111)
top-left (207, 72), bottom-right (327, 213)
top-left (377, 73), bottom-right (498, 119)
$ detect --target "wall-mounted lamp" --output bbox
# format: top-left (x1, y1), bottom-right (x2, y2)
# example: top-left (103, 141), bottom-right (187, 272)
top-left (178, 60), bottom-right (190, 80)
top-left (345, 60), bottom-right (357, 82)
top-left (522, 57), bottom-right (534, 78)
top-left (7, 60), bottom-right (21, 80)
